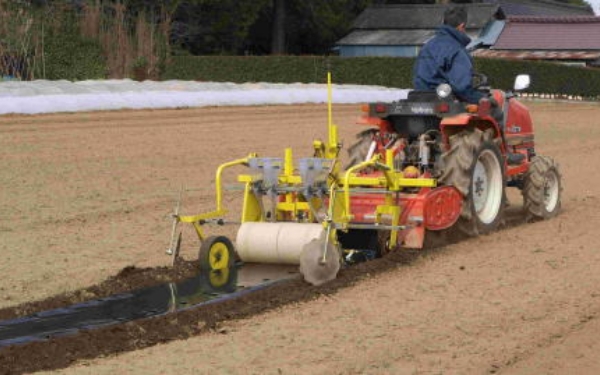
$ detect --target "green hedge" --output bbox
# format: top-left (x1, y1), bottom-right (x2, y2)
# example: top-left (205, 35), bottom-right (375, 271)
top-left (38, 35), bottom-right (107, 81)
top-left (163, 55), bottom-right (600, 98)
top-left (28, 8), bottom-right (108, 81)
top-left (474, 58), bottom-right (600, 98)
top-left (162, 56), bottom-right (415, 87)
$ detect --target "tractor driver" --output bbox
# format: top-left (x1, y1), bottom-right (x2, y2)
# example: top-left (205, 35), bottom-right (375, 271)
top-left (413, 5), bottom-right (483, 104)
top-left (414, 5), bottom-right (523, 166)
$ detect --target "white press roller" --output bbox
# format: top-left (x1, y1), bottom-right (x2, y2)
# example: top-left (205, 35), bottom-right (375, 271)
top-left (235, 222), bottom-right (324, 264)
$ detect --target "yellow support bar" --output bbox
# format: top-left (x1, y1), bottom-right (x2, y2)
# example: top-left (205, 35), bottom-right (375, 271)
top-left (192, 221), bottom-right (205, 242)
top-left (284, 148), bottom-right (294, 208)
top-left (279, 175), bottom-right (302, 184)
top-left (238, 175), bottom-right (254, 183)
top-left (340, 153), bottom-right (437, 222)
top-left (342, 155), bottom-right (382, 220)
top-left (326, 72), bottom-right (339, 160)
top-left (383, 149), bottom-right (398, 190)
top-left (178, 210), bottom-right (224, 242)
top-left (284, 148), bottom-right (294, 176)
top-left (346, 176), bottom-right (437, 188)
top-left (178, 210), bottom-right (226, 224)
top-left (277, 201), bottom-right (311, 212)
top-left (375, 204), bottom-right (401, 248)
top-left (213, 155), bottom-right (255, 213)
top-left (177, 154), bottom-right (257, 239)
top-left (241, 181), bottom-right (263, 223)
top-left (238, 173), bottom-right (302, 185)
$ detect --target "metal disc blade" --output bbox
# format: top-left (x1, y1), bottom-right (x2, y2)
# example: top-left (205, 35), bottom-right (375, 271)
top-left (299, 238), bottom-right (340, 286)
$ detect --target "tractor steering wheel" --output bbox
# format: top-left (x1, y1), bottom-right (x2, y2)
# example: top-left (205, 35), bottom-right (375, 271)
top-left (472, 73), bottom-right (490, 90)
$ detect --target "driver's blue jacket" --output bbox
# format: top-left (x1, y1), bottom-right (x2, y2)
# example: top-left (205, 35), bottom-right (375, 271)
top-left (413, 25), bottom-right (483, 104)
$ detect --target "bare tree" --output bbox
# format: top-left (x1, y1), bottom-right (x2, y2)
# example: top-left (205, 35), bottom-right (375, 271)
top-left (271, 0), bottom-right (286, 54)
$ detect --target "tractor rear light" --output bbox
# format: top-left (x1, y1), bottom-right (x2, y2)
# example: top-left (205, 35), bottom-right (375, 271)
top-left (436, 102), bottom-right (450, 113)
top-left (361, 104), bottom-right (370, 113)
top-left (375, 103), bottom-right (387, 113)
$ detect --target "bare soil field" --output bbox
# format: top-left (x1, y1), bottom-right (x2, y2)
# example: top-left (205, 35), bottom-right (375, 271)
top-left (1, 101), bottom-right (600, 374)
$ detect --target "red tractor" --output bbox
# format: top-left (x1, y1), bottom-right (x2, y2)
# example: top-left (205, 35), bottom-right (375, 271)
top-left (167, 73), bottom-right (563, 286)
top-left (343, 74), bottom-right (562, 252)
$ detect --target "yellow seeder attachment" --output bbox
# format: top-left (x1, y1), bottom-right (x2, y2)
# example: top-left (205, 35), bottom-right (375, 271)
top-left (166, 73), bottom-right (436, 285)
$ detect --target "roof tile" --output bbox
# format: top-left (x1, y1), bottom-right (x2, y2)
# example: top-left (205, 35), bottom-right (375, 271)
top-left (493, 17), bottom-right (600, 50)
top-left (483, 0), bottom-right (593, 16)
top-left (474, 49), bottom-right (600, 60)
top-left (352, 4), bottom-right (501, 30)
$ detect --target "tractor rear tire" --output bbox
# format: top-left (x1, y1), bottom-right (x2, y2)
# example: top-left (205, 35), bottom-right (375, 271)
top-left (439, 128), bottom-right (505, 236)
top-left (345, 128), bottom-right (377, 170)
top-left (522, 155), bottom-right (562, 221)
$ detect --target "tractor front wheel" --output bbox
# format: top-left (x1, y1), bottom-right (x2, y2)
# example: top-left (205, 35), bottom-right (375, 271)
top-left (522, 155), bottom-right (562, 221)
top-left (439, 128), bottom-right (505, 236)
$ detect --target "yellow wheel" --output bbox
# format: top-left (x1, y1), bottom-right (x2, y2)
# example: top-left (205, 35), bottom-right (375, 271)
top-left (199, 236), bottom-right (235, 271)
top-left (208, 268), bottom-right (230, 288)
top-left (197, 266), bottom-right (238, 294)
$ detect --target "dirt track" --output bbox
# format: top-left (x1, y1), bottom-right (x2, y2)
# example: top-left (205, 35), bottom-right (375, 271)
top-left (1, 102), bottom-right (600, 374)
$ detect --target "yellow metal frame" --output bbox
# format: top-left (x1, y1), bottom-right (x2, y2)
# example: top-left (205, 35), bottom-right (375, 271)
top-left (329, 149), bottom-right (436, 248)
top-left (340, 150), bottom-right (436, 220)
top-left (237, 147), bottom-right (315, 223)
top-left (172, 72), bottom-right (438, 254)
top-left (177, 154), bottom-right (256, 241)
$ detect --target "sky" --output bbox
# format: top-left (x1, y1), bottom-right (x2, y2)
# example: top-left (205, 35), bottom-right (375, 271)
top-left (585, 0), bottom-right (600, 14)
top-left (0, 80), bottom-right (409, 116)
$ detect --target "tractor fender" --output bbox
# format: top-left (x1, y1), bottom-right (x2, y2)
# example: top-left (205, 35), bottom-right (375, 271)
top-left (357, 115), bottom-right (394, 133)
top-left (440, 113), bottom-right (472, 127)
top-left (440, 115), bottom-right (500, 134)
top-left (440, 115), bottom-right (503, 151)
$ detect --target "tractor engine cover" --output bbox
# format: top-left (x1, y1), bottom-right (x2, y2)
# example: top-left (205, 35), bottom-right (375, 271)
top-left (424, 186), bottom-right (463, 231)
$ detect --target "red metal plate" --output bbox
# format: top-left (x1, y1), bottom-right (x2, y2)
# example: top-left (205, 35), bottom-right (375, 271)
top-left (424, 186), bottom-right (463, 231)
